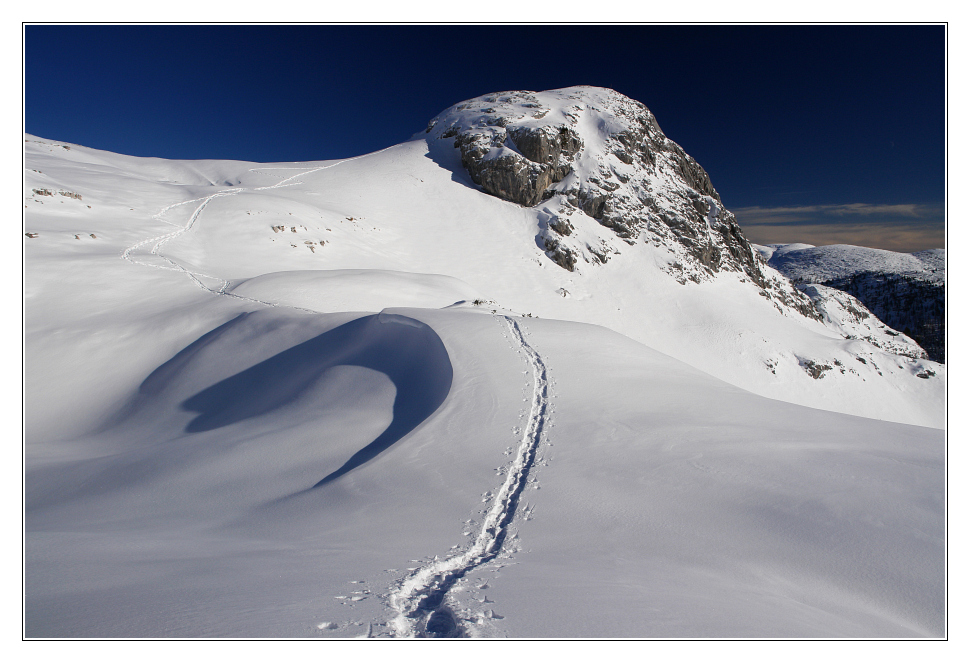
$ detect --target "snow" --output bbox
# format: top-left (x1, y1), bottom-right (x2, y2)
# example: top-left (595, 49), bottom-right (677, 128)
top-left (228, 269), bottom-right (481, 313)
top-left (23, 117), bottom-right (945, 638)
top-left (756, 242), bottom-right (946, 285)
top-left (797, 282), bottom-right (928, 360)
top-left (25, 306), bottom-right (944, 638)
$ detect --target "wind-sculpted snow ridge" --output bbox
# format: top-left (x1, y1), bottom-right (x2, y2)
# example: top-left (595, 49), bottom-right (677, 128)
top-left (385, 316), bottom-right (549, 638)
top-left (423, 86), bottom-right (820, 320)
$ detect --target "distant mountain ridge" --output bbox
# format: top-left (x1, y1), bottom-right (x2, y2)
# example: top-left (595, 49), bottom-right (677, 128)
top-left (755, 243), bottom-right (945, 362)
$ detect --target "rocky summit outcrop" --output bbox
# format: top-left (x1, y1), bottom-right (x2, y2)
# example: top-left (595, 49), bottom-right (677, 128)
top-left (423, 86), bottom-right (820, 320)
top-left (450, 124), bottom-right (583, 207)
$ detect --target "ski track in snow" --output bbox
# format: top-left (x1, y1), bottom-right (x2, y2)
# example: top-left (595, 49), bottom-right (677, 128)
top-left (383, 315), bottom-right (550, 638)
top-left (120, 148), bottom-right (394, 313)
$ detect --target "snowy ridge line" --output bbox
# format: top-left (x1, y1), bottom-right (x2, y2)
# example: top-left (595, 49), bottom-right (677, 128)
top-left (252, 146), bottom-right (396, 190)
top-left (385, 315), bottom-right (549, 638)
top-left (215, 282), bottom-right (318, 314)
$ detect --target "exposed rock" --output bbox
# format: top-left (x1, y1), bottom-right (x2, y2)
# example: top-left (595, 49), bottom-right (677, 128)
top-left (452, 119), bottom-right (583, 207)
top-left (508, 125), bottom-right (582, 178)
top-left (542, 237), bottom-right (577, 271)
top-left (800, 359), bottom-right (833, 380)
top-left (423, 87), bottom-right (820, 320)
top-left (548, 217), bottom-right (574, 236)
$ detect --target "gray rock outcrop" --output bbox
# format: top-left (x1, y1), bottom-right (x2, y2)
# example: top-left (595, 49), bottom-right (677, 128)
top-left (423, 86), bottom-right (820, 320)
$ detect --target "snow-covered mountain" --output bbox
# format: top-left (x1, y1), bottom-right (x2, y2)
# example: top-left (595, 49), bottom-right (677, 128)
top-left (23, 87), bottom-right (945, 638)
top-left (426, 88), bottom-right (814, 304)
top-left (755, 242), bottom-right (944, 285)
top-left (755, 243), bottom-right (945, 362)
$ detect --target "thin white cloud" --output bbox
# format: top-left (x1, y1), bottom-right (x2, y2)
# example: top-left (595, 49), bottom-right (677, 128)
top-left (730, 203), bottom-right (945, 252)
top-left (740, 222), bottom-right (945, 253)
top-left (732, 203), bottom-right (940, 224)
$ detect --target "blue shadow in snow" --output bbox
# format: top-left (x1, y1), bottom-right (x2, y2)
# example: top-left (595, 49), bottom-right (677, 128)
top-left (180, 312), bottom-right (453, 488)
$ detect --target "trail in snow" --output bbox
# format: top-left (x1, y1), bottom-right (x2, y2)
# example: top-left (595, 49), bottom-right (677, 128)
top-left (121, 147), bottom-right (552, 636)
top-left (123, 190), bottom-right (242, 289)
top-left (120, 147), bottom-right (395, 312)
top-left (384, 315), bottom-right (550, 638)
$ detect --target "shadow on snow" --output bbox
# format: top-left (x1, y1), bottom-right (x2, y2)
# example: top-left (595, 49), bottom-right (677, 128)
top-left (178, 311), bottom-right (453, 488)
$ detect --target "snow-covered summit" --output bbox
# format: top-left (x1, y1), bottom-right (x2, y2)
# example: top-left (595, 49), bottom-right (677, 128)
top-left (23, 108), bottom-right (944, 429)
top-left (423, 88), bottom-right (803, 305)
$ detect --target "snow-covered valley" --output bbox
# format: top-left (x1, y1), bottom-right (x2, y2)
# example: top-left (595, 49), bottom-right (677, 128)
top-left (23, 87), bottom-right (945, 638)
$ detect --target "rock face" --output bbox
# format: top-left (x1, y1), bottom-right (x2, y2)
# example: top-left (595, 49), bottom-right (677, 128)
top-left (452, 125), bottom-right (581, 207)
top-left (424, 86), bottom-right (820, 320)
top-left (761, 245), bottom-right (945, 362)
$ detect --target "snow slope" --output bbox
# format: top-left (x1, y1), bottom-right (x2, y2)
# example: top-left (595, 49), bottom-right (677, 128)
top-left (24, 126), bottom-right (944, 430)
top-left (23, 88), bottom-right (946, 639)
top-left (756, 243), bottom-right (946, 363)
top-left (25, 305), bottom-right (944, 637)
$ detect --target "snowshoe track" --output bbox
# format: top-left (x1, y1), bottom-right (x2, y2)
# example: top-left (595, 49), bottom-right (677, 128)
top-left (385, 315), bottom-right (549, 638)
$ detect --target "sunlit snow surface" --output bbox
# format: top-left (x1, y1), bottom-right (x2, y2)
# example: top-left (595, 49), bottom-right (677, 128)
top-left (754, 242), bottom-right (945, 286)
top-left (24, 129), bottom-right (944, 638)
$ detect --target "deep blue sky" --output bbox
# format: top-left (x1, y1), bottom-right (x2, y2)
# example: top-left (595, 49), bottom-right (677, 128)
top-left (24, 25), bottom-right (946, 250)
